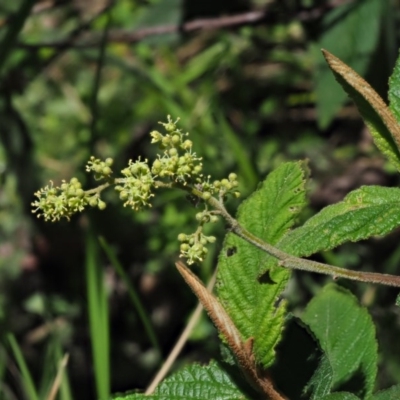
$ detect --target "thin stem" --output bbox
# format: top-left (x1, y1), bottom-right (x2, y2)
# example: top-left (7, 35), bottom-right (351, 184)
top-left (145, 269), bottom-right (218, 395)
top-left (186, 184), bottom-right (400, 288)
top-left (87, 177), bottom-right (400, 288)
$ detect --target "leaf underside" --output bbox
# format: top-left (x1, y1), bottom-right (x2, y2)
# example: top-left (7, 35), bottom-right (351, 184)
top-left (322, 50), bottom-right (400, 172)
top-left (302, 284), bottom-right (377, 399)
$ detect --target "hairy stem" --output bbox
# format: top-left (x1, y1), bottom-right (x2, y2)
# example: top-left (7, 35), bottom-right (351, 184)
top-left (185, 184), bottom-right (400, 288)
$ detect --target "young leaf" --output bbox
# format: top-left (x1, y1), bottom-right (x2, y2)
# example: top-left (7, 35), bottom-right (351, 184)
top-left (312, 0), bottom-right (384, 128)
top-left (112, 361), bottom-right (250, 400)
top-left (274, 185), bottom-right (400, 258)
top-left (322, 49), bottom-right (400, 171)
top-left (217, 161), bottom-right (308, 367)
top-left (302, 284), bottom-right (377, 399)
top-left (372, 384), bottom-right (400, 399)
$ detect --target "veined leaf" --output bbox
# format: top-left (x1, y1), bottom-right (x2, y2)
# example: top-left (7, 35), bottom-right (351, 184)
top-left (389, 52), bottom-right (400, 124)
top-left (322, 49), bottom-right (400, 171)
top-left (313, 0), bottom-right (384, 128)
top-left (112, 361), bottom-right (250, 400)
top-left (217, 161), bottom-right (308, 367)
top-left (304, 355), bottom-right (333, 399)
top-left (275, 185), bottom-right (400, 258)
top-left (372, 384), bottom-right (400, 399)
top-left (302, 284), bottom-right (377, 398)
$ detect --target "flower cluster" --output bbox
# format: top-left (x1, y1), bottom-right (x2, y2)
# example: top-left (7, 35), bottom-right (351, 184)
top-left (32, 177), bottom-right (93, 221)
top-left (115, 158), bottom-right (155, 210)
top-left (150, 116), bottom-right (203, 184)
top-left (86, 156), bottom-right (114, 180)
top-left (176, 209), bottom-right (218, 264)
top-left (32, 116), bottom-right (241, 265)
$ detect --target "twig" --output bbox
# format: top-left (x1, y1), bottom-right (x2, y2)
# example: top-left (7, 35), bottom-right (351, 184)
top-left (19, 10), bottom-right (267, 49)
top-left (46, 354), bottom-right (69, 400)
top-left (183, 185), bottom-right (400, 288)
top-left (145, 268), bottom-right (218, 394)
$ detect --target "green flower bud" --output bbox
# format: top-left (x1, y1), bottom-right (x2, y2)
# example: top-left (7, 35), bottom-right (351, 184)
top-left (89, 197), bottom-right (98, 207)
top-left (162, 137), bottom-right (170, 147)
top-left (105, 158), bottom-right (113, 166)
top-left (228, 173), bottom-right (237, 181)
top-left (119, 191), bottom-right (128, 200)
top-left (98, 200), bottom-right (106, 210)
top-left (207, 236), bottom-right (216, 243)
top-left (221, 179), bottom-right (229, 187)
top-left (152, 159), bottom-right (162, 170)
top-left (180, 243), bottom-right (190, 252)
top-left (210, 215), bottom-right (219, 223)
top-left (102, 166), bottom-right (112, 175)
top-left (177, 233), bottom-right (187, 242)
top-left (182, 140), bottom-right (192, 149)
top-left (202, 192), bottom-right (211, 200)
top-left (195, 212), bottom-right (203, 221)
top-left (171, 135), bottom-right (180, 145)
top-left (193, 165), bottom-right (202, 174)
top-left (169, 148), bottom-right (178, 157)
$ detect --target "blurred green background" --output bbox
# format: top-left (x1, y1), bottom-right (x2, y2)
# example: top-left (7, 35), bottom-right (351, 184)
top-left (2, 0), bottom-right (400, 398)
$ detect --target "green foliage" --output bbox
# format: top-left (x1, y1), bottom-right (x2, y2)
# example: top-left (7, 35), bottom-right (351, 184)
top-left (273, 185), bottom-right (400, 259)
top-left (389, 51), bottom-right (400, 124)
top-left (5, 1), bottom-right (400, 399)
top-left (302, 284), bottom-right (377, 398)
top-left (313, 0), bottom-right (384, 128)
top-left (112, 361), bottom-right (249, 400)
top-left (86, 232), bottom-right (110, 400)
top-left (321, 50), bottom-right (400, 172)
top-left (216, 161), bottom-right (308, 367)
top-left (372, 384), bottom-right (400, 399)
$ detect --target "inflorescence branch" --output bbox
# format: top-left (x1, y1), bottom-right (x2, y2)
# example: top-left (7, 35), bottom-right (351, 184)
top-left (32, 116), bottom-right (400, 287)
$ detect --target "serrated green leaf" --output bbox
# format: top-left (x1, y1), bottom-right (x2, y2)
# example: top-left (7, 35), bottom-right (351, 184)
top-left (313, 0), bottom-right (384, 128)
top-left (275, 185), bottom-right (400, 258)
top-left (389, 52), bottom-right (400, 124)
top-left (217, 161), bottom-right (308, 367)
top-left (320, 394), bottom-right (360, 400)
top-left (372, 384), bottom-right (400, 400)
top-left (302, 284), bottom-right (377, 398)
top-left (322, 50), bottom-right (400, 171)
top-left (304, 355), bottom-right (333, 399)
top-left (111, 361), bottom-right (250, 400)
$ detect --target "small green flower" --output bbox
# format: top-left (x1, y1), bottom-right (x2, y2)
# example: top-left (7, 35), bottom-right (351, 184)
top-left (86, 156), bottom-right (114, 180)
top-left (31, 178), bottom-right (89, 221)
top-left (177, 228), bottom-right (216, 264)
top-left (115, 158), bottom-right (155, 210)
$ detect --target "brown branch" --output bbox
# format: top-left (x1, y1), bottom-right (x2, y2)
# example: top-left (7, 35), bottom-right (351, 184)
top-left (19, 10), bottom-right (267, 49)
top-left (175, 261), bottom-right (287, 400)
top-left (15, 0), bottom-right (353, 50)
